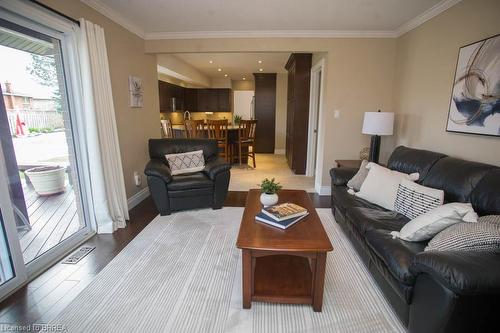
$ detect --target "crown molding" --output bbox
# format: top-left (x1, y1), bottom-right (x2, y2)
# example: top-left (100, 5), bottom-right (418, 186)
top-left (395, 0), bottom-right (462, 37)
top-left (144, 30), bottom-right (398, 40)
top-left (80, 0), bottom-right (462, 41)
top-left (80, 0), bottom-right (145, 38)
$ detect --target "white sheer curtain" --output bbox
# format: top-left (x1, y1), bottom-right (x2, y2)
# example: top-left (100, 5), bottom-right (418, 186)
top-left (77, 19), bottom-right (129, 233)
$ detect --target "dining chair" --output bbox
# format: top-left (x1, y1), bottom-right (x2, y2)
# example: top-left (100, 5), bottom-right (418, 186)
top-left (184, 119), bottom-right (205, 138)
top-left (234, 119), bottom-right (257, 168)
top-left (207, 119), bottom-right (229, 162)
top-left (161, 119), bottom-right (174, 138)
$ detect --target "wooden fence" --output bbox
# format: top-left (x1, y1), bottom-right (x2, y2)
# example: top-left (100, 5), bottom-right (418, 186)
top-left (6, 109), bottom-right (64, 134)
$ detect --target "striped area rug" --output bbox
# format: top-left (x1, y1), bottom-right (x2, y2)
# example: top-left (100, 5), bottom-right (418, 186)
top-left (51, 208), bottom-right (405, 332)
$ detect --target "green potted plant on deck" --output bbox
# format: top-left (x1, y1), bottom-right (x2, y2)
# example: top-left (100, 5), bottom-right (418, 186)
top-left (259, 177), bottom-right (282, 207)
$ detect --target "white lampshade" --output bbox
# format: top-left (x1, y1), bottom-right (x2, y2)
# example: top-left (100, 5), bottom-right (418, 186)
top-left (362, 112), bottom-right (394, 136)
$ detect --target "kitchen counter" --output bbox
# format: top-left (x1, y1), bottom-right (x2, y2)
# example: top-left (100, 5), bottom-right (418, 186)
top-left (172, 124), bottom-right (240, 130)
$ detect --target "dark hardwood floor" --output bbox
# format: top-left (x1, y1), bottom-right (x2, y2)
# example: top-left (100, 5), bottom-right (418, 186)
top-left (0, 191), bottom-right (330, 325)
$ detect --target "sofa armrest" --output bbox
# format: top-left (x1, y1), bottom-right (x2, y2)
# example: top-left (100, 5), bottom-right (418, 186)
top-left (203, 158), bottom-right (231, 180)
top-left (144, 159), bottom-right (172, 183)
top-left (330, 167), bottom-right (358, 186)
top-left (410, 251), bottom-right (500, 295)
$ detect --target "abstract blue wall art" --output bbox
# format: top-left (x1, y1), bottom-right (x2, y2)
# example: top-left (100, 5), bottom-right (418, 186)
top-left (447, 34), bottom-right (500, 137)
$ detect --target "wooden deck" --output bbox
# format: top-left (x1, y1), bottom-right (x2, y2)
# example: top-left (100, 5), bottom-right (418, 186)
top-left (18, 183), bottom-right (82, 264)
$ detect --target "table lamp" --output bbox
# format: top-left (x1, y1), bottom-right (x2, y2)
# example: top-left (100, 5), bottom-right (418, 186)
top-left (362, 110), bottom-right (394, 163)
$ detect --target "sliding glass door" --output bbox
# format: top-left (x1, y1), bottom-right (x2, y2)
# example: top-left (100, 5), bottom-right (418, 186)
top-left (0, 153), bottom-right (27, 297)
top-left (0, 2), bottom-right (94, 298)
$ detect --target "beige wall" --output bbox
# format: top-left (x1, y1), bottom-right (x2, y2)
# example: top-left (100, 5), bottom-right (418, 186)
top-left (157, 54), bottom-right (211, 87)
top-left (275, 73), bottom-right (287, 152)
top-left (391, 0), bottom-right (500, 166)
top-left (146, 38), bottom-right (397, 189)
top-left (41, 0), bottom-right (160, 199)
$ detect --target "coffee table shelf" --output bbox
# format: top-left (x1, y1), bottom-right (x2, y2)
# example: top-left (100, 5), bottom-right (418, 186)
top-left (253, 254), bottom-right (313, 303)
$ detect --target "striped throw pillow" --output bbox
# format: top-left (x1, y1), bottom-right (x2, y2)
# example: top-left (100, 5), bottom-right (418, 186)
top-left (394, 179), bottom-right (444, 219)
top-left (425, 215), bottom-right (500, 252)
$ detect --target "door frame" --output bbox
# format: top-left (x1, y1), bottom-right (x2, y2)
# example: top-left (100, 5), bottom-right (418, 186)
top-left (0, 1), bottom-right (96, 283)
top-left (0, 145), bottom-right (28, 298)
top-left (306, 59), bottom-right (325, 182)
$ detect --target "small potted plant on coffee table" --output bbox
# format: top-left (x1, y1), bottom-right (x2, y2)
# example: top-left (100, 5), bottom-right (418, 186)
top-left (259, 177), bottom-right (282, 207)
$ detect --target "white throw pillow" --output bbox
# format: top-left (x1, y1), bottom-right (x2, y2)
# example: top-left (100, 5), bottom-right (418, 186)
top-left (394, 179), bottom-right (444, 219)
top-left (355, 163), bottom-right (419, 210)
top-left (391, 202), bottom-right (478, 242)
top-left (165, 150), bottom-right (205, 175)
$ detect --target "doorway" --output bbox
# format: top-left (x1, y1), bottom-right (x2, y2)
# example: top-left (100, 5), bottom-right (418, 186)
top-left (306, 59), bottom-right (325, 185)
top-left (0, 4), bottom-right (93, 300)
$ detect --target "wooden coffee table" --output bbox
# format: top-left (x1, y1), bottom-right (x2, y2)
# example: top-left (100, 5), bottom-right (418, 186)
top-left (236, 189), bottom-right (333, 312)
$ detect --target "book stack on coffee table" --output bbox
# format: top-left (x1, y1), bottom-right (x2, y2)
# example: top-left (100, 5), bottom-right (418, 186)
top-left (255, 202), bottom-right (309, 229)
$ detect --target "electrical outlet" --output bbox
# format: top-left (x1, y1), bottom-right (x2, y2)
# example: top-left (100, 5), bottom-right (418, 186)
top-left (334, 110), bottom-right (340, 119)
top-left (134, 171), bottom-right (141, 186)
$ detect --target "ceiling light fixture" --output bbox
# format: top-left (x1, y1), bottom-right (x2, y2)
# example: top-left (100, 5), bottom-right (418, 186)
top-left (259, 68), bottom-right (263, 72)
top-left (258, 60), bottom-right (263, 64)
top-left (242, 77), bottom-right (246, 80)
top-left (224, 74), bottom-right (228, 77)
top-left (209, 60), bottom-right (213, 64)
top-left (217, 68), bottom-right (222, 72)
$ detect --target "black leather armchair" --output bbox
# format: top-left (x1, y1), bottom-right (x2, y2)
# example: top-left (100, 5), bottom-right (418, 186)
top-left (144, 138), bottom-right (231, 215)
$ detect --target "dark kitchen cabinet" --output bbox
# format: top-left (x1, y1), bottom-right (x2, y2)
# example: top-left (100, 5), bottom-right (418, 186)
top-left (184, 88), bottom-right (198, 112)
top-left (197, 89), bottom-right (218, 112)
top-left (158, 81), bottom-right (231, 112)
top-left (285, 53), bottom-right (312, 175)
top-left (253, 73), bottom-right (276, 153)
top-left (158, 81), bottom-right (169, 112)
top-left (217, 89), bottom-right (231, 112)
top-left (197, 88), bottom-right (231, 112)
top-left (158, 81), bottom-right (184, 112)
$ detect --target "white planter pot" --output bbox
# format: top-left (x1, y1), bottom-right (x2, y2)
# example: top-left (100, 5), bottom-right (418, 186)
top-left (25, 166), bottom-right (66, 196)
top-left (260, 193), bottom-right (279, 207)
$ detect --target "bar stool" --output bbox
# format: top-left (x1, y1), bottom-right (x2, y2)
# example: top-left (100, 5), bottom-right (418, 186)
top-left (233, 119), bottom-right (257, 168)
top-left (184, 119), bottom-right (205, 138)
top-left (207, 119), bottom-right (229, 162)
top-left (161, 119), bottom-right (174, 138)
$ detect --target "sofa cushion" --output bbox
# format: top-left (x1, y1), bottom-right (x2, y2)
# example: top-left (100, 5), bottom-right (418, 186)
top-left (346, 207), bottom-right (410, 236)
top-left (387, 146), bottom-right (446, 182)
top-left (470, 168), bottom-right (500, 216)
top-left (394, 179), bottom-right (444, 219)
top-left (422, 157), bottom-right (495, 203)
top-left (355, 163), bottom-right (419, 211)
top-left (166, 173), bottom-right (213, 191)
top-left (331, 186), bottom-right (382, 215)
top-left (366, 229), bottom-right (427, 285)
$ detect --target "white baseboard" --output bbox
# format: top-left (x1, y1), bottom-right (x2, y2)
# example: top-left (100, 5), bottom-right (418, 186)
top-left (127, 187), bottom-right (150, 210)
top-left (316, 185), bottom-right (331, 196)
top-left (274, 149), bottom-right (285, 155)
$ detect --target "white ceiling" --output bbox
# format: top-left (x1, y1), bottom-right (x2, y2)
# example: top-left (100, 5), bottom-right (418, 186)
top-left (81, 0), bottom-right (462, 39)
top-left (175, 53), bottom-right (291, 80)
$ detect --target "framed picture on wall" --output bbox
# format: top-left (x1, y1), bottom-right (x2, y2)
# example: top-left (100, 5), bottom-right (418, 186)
top-left (446, 34), bottom-right (500, 137)
top-left (129, 76), bottom-right (143, 108)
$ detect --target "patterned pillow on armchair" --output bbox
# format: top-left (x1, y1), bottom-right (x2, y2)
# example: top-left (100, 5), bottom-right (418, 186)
top-left (165, 150), bottom-right (205, 175)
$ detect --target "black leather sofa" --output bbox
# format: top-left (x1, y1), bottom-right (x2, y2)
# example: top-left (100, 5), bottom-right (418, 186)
top-left (144, 138), bottom-right (231, 215)
top-left (330, 146), bottom-right (500, 333)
